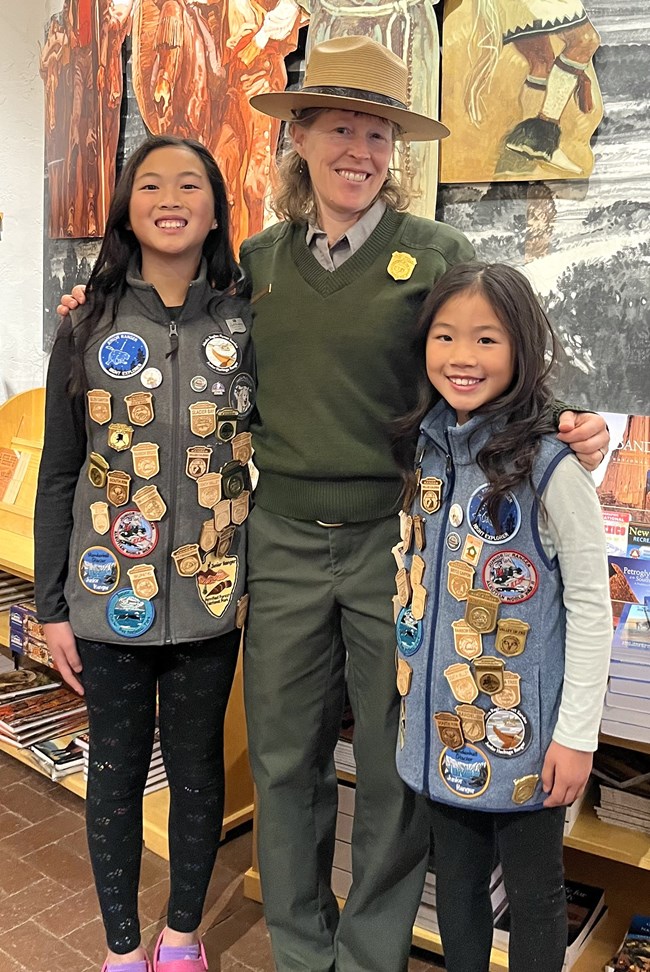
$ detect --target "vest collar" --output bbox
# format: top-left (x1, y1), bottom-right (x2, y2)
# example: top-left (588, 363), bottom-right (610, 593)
top-left (125, 256), bottom-right (218, 322)
top-left (420, 399), bottom-right (507, 463)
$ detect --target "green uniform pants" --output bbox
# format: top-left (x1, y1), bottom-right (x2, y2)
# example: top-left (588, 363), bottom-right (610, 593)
top-left (244, 506), bottom-right (430, 972)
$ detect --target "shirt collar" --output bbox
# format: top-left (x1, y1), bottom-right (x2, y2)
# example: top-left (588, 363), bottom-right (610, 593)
top-left (305, 198), bottom-right (387, 253)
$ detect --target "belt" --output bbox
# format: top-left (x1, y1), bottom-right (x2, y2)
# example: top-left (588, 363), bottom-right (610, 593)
top-left (315, 520), bottom-right (345, 528)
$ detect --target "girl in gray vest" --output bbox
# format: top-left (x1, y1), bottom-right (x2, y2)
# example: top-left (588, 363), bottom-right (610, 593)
top-left (392, 263), bottom-right (611, 972)
top-left (35, 136), bottom-right (253, 972)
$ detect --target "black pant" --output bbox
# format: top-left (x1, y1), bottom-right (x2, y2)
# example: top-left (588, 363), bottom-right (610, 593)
top-left (428, 801), bottom-right (567, 972)
top-left (77, 632), bottom-right (240, 954)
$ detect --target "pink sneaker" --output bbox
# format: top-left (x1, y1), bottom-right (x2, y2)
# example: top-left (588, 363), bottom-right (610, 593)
top-left (152, 931), bottom-right (208, 972)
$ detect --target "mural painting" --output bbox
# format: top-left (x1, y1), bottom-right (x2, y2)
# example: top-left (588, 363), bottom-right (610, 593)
top-left (440, 0), bottom-right (604, 183)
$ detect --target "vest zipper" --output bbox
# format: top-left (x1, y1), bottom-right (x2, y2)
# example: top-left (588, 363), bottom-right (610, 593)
top-left (165, 319), bottom-right (179, 644)
top-left (422, 431), bottom-right (455, 795)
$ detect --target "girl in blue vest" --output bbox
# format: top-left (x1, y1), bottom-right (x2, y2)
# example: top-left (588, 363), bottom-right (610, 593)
top-left (35, 136), bottom-right (254, 972)
top-left (392, 263), bottom-right (611, 972)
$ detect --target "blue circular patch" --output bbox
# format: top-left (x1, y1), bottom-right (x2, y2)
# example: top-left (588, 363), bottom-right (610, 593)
top-left (467, 484), bottom-right (521, 545)
top-left (106, 587), bottom-right (155, 638)
top-left (98, 332), bottom-right (149, 379)
top-left (396, 606), bottom-right (423, 657)
top-left (78, 546), bottom-right (120, 594)
top-left (229, 372), bottom-right (255, 418)
top-left (439, 744), bottom-right (491, 799)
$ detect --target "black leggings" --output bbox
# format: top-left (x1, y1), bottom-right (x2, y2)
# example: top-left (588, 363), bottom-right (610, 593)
top-left (77, 632), bottom-right (240, 954)
top-left (428, 801), bottom-right (567, 972)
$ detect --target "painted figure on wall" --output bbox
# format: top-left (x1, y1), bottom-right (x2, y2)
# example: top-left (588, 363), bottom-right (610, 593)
top-left (40, 9), bottom-right (71, 237)
top-left (440, 0), bottom-right (603, 183)
top-left (302, 0), bottom-right (442, 218)
top-left (131, 0), bottom-right (305, 251)
top-left (98, 0), bottom-right (135, 213)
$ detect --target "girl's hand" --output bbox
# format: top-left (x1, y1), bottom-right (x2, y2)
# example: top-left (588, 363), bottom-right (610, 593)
top-left (56, 284), bottom-right (87, 317)
top-left (541, 740), bottom-right (592, 807)
top-left (556, 411), bottom-right (609, 471)
top-left (43, 621), bottom-right (84, 695)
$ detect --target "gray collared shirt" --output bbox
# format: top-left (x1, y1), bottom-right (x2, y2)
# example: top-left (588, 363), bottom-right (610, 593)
top-left (305, 199), bottom-right (387, 271)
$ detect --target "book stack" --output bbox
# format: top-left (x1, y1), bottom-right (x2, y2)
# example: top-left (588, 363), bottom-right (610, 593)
top-left (606, 914), bottom-right (650, 971)
top-left (0, 572), bottom-right (35, 616)
top-left (333, 697), bottom-right (355, 776)
top-left (596, 412), bottom-right (650, 744)
top-left (493, 879), bottom-right (607, 970)
top-left (29, 732), bottom-right (84, 780)
top-left (592, 742), bottom-right (650, 835)
top-left (0, 685), bottom-right (87, 748)
top-left (75, 728), bottom-right (169, 796)
top-left (331, 782), bottom-right (354, 900)
top-left (0, 665), bottom-right (62, 703)
top-left (9, 600), bottom-right (55, 667)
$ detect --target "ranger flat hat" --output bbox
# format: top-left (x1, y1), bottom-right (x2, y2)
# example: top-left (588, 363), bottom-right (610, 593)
top-left (249, 35), bottom-right (449, 142)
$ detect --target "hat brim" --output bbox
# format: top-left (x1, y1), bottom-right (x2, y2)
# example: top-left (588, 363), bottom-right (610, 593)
top-left (249, 90), bottom-right (449, 142)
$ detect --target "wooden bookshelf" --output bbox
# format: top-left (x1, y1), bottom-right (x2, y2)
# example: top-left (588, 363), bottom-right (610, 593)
top-left (0, 388), bottom-right (254, 860)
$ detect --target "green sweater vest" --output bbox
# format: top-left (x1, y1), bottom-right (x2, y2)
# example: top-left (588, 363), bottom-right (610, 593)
top-left (240, 207), bottom-right (475, 522)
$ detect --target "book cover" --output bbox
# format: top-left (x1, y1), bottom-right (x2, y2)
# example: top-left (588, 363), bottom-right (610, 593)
top-left (0, 447), bottom-right (21, 503)
top-left (0, 668), bottom-right (61, 702)
top-left (606, 689), bottom-right (650, 714)
top-left (612, 602), bottom-right (650, 661)
top-left (595, 414), bottom-right (650, 514)
top-left (612, 913), bottom-right (650, 971)
top-left (608, 675), bottom-right (650, 700)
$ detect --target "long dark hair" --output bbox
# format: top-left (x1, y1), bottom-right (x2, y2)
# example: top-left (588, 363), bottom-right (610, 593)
top-left (393, 262), bottom-right (560, 517)
top-left (68, 135), bottom-right (240, 394)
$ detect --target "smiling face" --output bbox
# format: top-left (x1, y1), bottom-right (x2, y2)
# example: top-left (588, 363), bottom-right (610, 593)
top-left (128, 144), bottom-right (217, 275)
top-left (426, 289), bottom-right (515, 424)
top-left (291, 109), bottom-right (394, 234)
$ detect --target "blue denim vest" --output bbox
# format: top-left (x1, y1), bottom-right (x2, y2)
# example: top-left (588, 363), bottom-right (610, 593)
top-left (395, 401), bottom-right (571, 811)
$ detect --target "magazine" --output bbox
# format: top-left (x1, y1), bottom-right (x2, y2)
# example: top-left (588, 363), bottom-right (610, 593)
top-left (607, 914), bottom-right (650, 972)
top-left (0, 668), bottom-right (62, 702)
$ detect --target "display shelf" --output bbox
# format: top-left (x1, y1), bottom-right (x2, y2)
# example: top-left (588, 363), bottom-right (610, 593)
top-left (565, 789), bottom-right (650, 869)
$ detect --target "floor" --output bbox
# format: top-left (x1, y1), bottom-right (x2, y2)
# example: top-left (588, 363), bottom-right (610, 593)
top-left (0, 748), bottom-right (444, 972)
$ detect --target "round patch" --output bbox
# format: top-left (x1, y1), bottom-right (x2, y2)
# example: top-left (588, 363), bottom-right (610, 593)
top-left (141, 367), bottom-right (163, 389)
top-left (483, 550), bottom-right (539, 603)
top-left (111, 509), bottom-right (159, 559)
top-left (78, 546), bottom-right (120, 594)
top-left (484, 707), bottom-right (531, 757)
top-left (439, 744), bottom-right (491, 799)
top-left (446, 531), bottom-right (462, 552)
top-left (211, 381), bottom-right (225, 396)
top-left (106, 587), bottom-right (155, 638)
top-left (449, 503), bottom-right (464, 528)
top-left (190, 375), bottom-right (208, 392)
top-left (229, 372), bottom-right (255, 418)
top-left (467, 484), bottom-right (521, 545)
top-left (98, 332), bottom-right (149, 380)
top-left (396, 606), bottom-right (424, 657)
top-left (203, 334), bottom-right (240, 374)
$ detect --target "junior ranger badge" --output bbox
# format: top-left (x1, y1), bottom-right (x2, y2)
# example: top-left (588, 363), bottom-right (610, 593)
top-left (231, 490), bottom-right (250, 525)
top-left (413, 514), bottom-right (426, 551)
top-left (196, 551), bottom-right (238, 618)
top-left (396, 657), bottom-right (412, 696)
top-left (124, 392), bottom-right (154, 426)
top-left (213, 499), bottom-right (231, 533)
top-left (235, 593), bottom-right (250, 629)
top-left (420, 476), bottom-right (443, 514)
top-left (171, 543), bottom-right (202, 577)
top-left (387, 251), bottom-right (417, 281)
top-left (395, 567), bottom-right (411, 608)
top-left (492, 671), bottom-right (522, 710)
top-left (410, 555), bottom-right (425, 588)
top-left (465, 589), bottom-right (500, 633)
top-left (132, 484), bottom-right (167, 521)
top-left (197, 472), bottom-right (222, 508)
top-left (455, 703), bottom-right (486, 742)
top-left (444, 662), bottom-right (479, 703)
top-left (391, 542), bottom-right (405, 571)
top-left (189, 401), bottom-right (217, 438)
top-left (215, 525), bottom-right (236, 559)
top-left (216, 407), bottom-right (238, 443)
top-left (231, 432), bottom-right (253, 464)
top-left (186, 446), bottom-right (212, 480)
top-left (447, 561), bottom-right (475, 601)
top-left (434, 711), bottom-right (464, 750)
top-left (127, 564), bottom-right (158, 600)
top-left (410, 584), bottom-right (427, 622)
top-left (473, 656), bottom-right (506, 696)
top-left (512, 774), bottom-right (539, 805)
top-left (495, 618), bottom-right (530, 658)
top-left (87, 389), bottom-right (112, 425)
top-left (108, 423), bottom-right (134, 452)
top-left (401, 512), bottom-right (413, 551)
top-left (106, 469), bottom-right (131, 506)
top-left (200, 518), bottom-right (218, 552)
top-left (131, 442), bottom-right (159, 480)
top-left (451, 619), bottom-right (483, 660)
top-left (221, 461), bottom-right (246, 500)
top-left (90, 501), bottom-right (110, 535)
top-left (88, 452), bottom-right (110, 488)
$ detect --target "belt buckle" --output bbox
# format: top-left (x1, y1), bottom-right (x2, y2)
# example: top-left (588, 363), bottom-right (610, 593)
top-left (315, 520), bottom-right (344, 528)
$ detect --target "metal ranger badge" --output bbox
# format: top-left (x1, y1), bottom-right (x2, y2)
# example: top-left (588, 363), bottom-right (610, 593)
top-left (124, 392), bottom-right (154, 427)
top-left (387, 251), bottom-right (417, 281)
top-left (88, 452), bottom-right (110, 488)
top-left (451, 620), bottom-right (483, 660)
top-left (132, 484), bottom-right (167, 521)
top-left (447, 561), bottom-right (475, 601)
top-left (473, 656), bottom-right (506, 696)
top-left (420, 477), bottom-right (443, 514)
top-left (495, 619), bottom-right (530, 658)
top-left (106, 469), bottom-right (131, 507)
top-left (131, 443), bottom-right (160, 481)
top-left (126, 564), bottom-right (158, 600)
top-left (186, 446), bottom-right (212, 481)
top-left (455, 703), bottom-right (486, 743)
top-left (444, 662), bottom-right (478, 704)
top-left (108, 423), bottom-right (134, 453)
top-left (87, 389), bottom-right (112, 425)
top-left (465, 588), bottom-right (500, 633)
top-left (434, 711), bottom-right (464, 750)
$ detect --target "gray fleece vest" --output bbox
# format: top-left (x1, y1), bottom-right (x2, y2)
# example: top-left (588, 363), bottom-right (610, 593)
top-left (395, 401), bottom-right (571, 811)
top-left (64, 261), bottom-right (253, 646)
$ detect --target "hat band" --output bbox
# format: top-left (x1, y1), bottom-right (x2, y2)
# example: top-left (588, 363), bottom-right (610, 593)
top-left (294, 85), bottom-right (409, 112)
